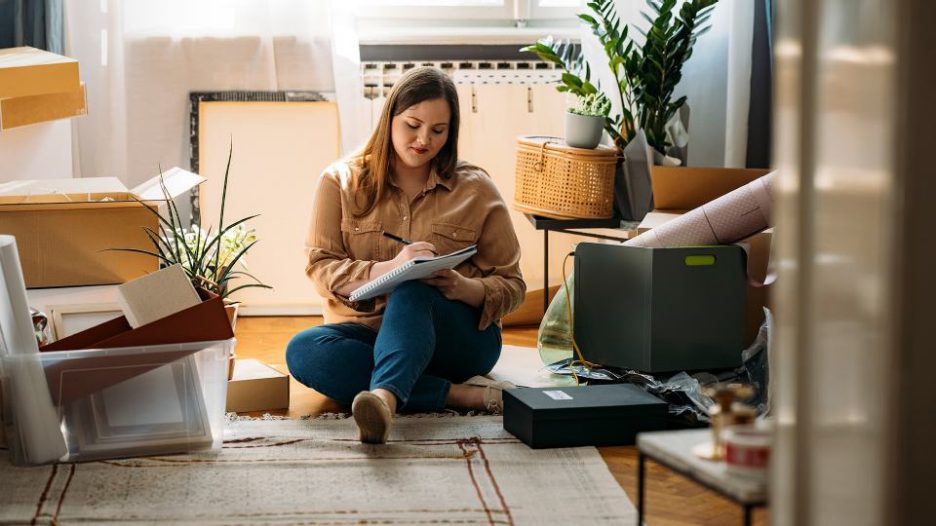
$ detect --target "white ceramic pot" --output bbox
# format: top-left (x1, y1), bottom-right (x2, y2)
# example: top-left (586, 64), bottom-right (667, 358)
top-left (565, 111), bottom-right (604, 149)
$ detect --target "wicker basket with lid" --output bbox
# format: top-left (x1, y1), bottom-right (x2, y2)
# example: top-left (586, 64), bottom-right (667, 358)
top-left (513, 135), bottom-right (617, 219)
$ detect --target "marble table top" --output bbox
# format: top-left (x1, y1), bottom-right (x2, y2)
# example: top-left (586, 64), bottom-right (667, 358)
top-left (637, 429), bottom-right (768, 504)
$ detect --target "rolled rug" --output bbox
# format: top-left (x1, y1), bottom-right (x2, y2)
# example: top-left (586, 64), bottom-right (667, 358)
top-left (626, 171), bottom-right (777, 248)
top-left (0, 235), bottom-right (68, 464)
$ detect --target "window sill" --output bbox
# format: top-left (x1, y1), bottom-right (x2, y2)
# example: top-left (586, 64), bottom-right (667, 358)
top-left (357, 25), bottom-right (578, 46)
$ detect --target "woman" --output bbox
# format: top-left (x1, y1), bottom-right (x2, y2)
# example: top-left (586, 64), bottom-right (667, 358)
top-left (286, 67), bottom-right (526, 444)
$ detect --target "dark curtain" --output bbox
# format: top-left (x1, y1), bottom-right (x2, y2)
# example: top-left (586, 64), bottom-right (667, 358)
top-left (0, 0), bottom-right (63, 53)
top-left (745, 0), bottom-right (774, 168)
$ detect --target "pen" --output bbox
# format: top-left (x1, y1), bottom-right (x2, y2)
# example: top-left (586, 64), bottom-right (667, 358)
top-left (382, 231), bottom-right (412, 245)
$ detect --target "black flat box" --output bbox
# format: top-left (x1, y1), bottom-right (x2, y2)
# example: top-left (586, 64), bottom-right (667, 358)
top-left (503, 384), bottom-right (668, 449)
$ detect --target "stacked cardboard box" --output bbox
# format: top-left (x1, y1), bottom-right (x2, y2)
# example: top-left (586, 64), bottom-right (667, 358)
top-left (0, 47), bottom-right (87, 130)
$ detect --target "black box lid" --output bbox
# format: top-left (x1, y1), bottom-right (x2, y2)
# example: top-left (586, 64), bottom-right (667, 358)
top-left (504, 384), bottom-right (668, 421)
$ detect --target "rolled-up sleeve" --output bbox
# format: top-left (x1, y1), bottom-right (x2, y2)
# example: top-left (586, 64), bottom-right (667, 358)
top-left (305, 169), bottom-right (376, 311)
top-left (472, 193), bottom-right (526, 330)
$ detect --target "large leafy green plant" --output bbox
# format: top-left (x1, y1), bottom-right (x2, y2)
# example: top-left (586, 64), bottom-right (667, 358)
top-left (116, 145), bottom-right (271, 301)
top-left (522, 0), bottom-right (718, 155)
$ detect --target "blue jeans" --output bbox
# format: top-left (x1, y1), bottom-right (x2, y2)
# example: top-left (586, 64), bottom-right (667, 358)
top-left (286, 281), bottom-right (502, 412)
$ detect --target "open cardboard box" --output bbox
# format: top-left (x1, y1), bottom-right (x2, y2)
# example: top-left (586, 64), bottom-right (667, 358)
top-left (641, 165), bottom-right (774, 346)
top-left (0, 168), bottom-right (204, 288)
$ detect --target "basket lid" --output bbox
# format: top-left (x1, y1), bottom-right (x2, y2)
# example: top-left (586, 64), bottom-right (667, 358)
top-left (517, 135), bottom-right (618, 158)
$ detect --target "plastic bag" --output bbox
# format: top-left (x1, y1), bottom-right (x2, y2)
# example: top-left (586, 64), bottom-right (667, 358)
top-left (540, 308), bottom-right (774, 426)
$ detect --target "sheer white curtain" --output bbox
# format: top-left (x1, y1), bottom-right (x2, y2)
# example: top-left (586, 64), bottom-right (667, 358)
top-left (64, 0), bottom-right (362, 188)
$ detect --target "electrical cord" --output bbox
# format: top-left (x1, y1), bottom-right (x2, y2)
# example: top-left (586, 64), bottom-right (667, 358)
top-left (561, 250), bottom-right (601, 385)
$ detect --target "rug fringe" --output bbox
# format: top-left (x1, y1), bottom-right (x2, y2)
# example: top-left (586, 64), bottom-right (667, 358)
top-left (225, 409), bottom-right (499, 422)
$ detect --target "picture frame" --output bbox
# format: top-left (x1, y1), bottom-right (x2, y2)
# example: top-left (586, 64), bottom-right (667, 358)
top-left (48, 303), bottom-right (124, 341)
top-left (63, 355), bottom-right (213, 457)
top-left (189, 90), bottom-right (335, 315)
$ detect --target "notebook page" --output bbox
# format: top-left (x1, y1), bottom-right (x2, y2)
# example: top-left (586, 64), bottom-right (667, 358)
top-left (349, 245), bottom-right (477, 301)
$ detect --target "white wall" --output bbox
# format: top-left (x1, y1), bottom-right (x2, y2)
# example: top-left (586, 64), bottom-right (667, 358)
top-left (0, 121), bottom-right (74, 182)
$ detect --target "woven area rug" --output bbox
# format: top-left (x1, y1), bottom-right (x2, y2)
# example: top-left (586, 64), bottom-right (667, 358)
top-left (1, 415), bottom-right (635, 525)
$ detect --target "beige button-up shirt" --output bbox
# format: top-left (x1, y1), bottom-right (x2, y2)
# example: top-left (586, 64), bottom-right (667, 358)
top-left (305, 159), bottom-right (526, 331)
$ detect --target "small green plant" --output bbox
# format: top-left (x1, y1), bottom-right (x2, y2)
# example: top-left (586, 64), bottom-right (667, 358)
top-left (569, 93), bottom-right (611, 117)
top-left (115, 144), bottom-right (271, 301)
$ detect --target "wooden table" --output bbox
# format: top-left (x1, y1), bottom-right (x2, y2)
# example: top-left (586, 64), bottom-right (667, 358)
top-left (637, 429), bottom-right (768, 526)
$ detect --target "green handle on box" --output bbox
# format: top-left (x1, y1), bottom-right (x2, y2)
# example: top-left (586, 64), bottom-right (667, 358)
top-left (685, 255), bottom-right (716, 266)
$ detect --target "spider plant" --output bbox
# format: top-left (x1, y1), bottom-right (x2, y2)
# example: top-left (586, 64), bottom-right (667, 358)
top-left (114, 144), bottom-right (271, 301)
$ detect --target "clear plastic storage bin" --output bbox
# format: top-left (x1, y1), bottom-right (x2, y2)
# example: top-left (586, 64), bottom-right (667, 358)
top-left (1, 338), bottom-right (234, 465)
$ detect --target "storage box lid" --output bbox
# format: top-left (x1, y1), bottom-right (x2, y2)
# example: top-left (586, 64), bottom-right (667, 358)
top-left (0, 167), bottom-right (204, 205)
top-left (505, 384), bottom-right (668, 421)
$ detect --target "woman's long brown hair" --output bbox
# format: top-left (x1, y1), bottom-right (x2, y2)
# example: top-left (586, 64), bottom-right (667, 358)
top-left (350, 66), bottom-right (460, 217)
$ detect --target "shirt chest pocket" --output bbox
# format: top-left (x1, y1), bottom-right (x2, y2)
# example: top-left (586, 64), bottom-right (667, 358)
top-left (341, 219), bottom-right (383, 261)
top-left (431, 222), bottom-right (477, 255)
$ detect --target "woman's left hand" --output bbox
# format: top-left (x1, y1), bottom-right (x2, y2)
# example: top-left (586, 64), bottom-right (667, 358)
top-left (422, 269), bottom-right (485, 307)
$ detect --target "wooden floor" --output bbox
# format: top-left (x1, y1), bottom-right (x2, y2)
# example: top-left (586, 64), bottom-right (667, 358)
top-left (235, 316), bottom-right (768, 526)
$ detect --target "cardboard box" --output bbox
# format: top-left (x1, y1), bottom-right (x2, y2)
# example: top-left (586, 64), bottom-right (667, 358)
top-left (0, 168), bottom-right (204, 288)
top-left (650, 166), bottom-right (772, 212)
top-left (226, 360), bottom-right (290, 413)
top-left (503, 384), bottom-right (668, 448)
top-left (0, 47), bottom-right (80, 99)
top-left (0, 82), bottom-right (87, 130)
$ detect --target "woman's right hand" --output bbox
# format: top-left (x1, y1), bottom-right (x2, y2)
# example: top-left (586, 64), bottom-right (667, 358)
top-left (363, 241), bottom-right (438, 284)
top-left (393, 241), bottom-right (437, 266)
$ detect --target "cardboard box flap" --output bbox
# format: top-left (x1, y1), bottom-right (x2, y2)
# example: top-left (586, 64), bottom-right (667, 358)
top-left (131, 167), bottom-right (205, 201)
top-left (0, 168), bottom-right (202, 206)
top-left (0, 177), bottom-right (126, 197)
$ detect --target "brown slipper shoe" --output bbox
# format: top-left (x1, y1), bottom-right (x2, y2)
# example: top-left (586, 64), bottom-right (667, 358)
top-left (463, 376), bottom-right (517, 413)
top-left (352, 391), bottom-right (392, 444)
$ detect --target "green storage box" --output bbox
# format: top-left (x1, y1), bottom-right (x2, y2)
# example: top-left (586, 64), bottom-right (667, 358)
top-left (573, 243), bottom-right (747, 373)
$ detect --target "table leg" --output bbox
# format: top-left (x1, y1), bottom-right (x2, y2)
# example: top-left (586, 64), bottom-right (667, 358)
top-left (638, 451), bottom-right (646, 525)
top-left (543, 229), bottom-right (549, 313)
top-left (744, 504), bottom-right (753, 526)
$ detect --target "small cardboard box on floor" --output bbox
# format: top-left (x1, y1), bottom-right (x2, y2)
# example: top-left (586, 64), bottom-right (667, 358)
top-left (226, 360), bottom-right (290, 413)
top-left (0, 168), bottom-right (204, 288)
top-left (644, 165), bottom-right (774, 346)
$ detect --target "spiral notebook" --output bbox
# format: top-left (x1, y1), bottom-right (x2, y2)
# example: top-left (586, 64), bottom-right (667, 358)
top-left (349, 244), bottom-right (477, 302)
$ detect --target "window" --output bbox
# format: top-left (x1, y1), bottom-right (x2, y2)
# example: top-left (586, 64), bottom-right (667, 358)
top-left (355, 0), bottom-right (581, 23)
